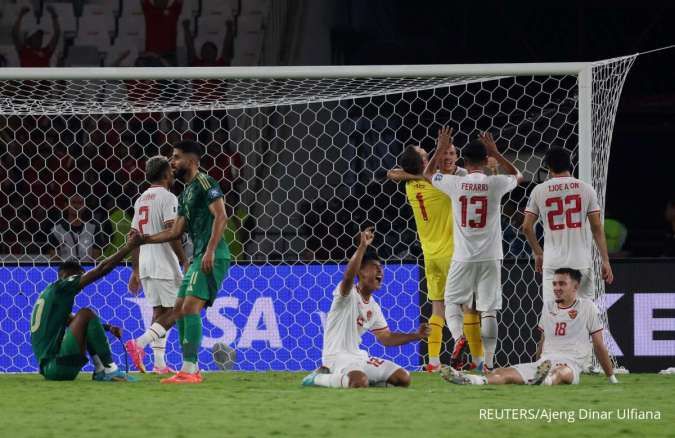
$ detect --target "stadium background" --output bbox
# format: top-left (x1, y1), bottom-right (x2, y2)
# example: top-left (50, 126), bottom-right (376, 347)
top-left (0, 1), bottom-right (674, 374)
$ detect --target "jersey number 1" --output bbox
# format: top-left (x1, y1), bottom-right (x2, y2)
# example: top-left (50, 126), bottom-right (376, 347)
top-left (415, 193), bottom-right (429, 221)
top-left (138, 206), bottom-right (150, 234)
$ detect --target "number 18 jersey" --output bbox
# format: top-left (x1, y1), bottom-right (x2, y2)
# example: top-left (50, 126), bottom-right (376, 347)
top-left (524, 176), bottom-right (600, 269)
top-left (432, 171), bottom-right (518, 262)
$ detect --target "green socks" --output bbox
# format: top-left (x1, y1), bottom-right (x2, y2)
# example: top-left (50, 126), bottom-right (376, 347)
top-left (182, 314), bottom-right (202, 367)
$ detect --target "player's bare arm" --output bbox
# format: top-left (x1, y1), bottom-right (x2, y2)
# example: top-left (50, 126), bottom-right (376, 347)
top-left (522, 212), bottom-right (544, 273)
top-left (141, 216), bottom-right (187, 245)
top-left (339, 227), bottom-right (375, 297)
top-left (373, 323), bottom-right (431, 346)
top-left (386, 168), bottom-right (422, 182)
top-left (588, 212), bottom-right (614, 284)
top-left (591, 330), bottom-right (618, 383)
top-left (423, 126), bottom-right (452, 182)
top-left (201, 198), bottom-right (228, 274)
top-left (479, 132), bottom-right (524, 183)
top-left (164, 219), bottom-right (188, 270)
top-left (128, 246), bottom-right (141, 294)
top-left (80, 231), bottom-right (142, 289)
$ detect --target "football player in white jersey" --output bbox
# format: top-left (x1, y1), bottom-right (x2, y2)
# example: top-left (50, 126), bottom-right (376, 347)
top-left (442, 268), bottom-right (618, 385)
top-left (522, 147), bottom-right (613, 304)
top-left (423, 128), bottom-right (523, 372)
top-left (126, 156), bottom-right (187, 373)
top-left (302, 227), bottom-right (431, 388)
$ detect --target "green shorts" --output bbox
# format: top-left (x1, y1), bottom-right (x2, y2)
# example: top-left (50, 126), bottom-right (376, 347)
top-left (41, 329), bottom-right (87, 381)
top-left (177, 257), bottom-right (230, 307)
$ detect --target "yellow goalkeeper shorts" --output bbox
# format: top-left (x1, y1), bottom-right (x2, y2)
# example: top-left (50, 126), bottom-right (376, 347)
top-left (424, 256), bottom-right (452, 301)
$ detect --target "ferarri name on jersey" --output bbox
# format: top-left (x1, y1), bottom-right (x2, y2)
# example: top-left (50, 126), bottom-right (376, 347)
top-left (460, 183), bottom-right (488, 191)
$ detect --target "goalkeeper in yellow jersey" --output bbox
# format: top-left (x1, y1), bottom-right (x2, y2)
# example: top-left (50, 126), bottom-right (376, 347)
top-left (387, 127), bottom-right (483, 371)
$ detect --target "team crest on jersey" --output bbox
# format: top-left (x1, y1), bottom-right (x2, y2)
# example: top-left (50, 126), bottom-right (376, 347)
top-left (209, 188), bottom-right (221, 198)
top-left (433, 173), bottom-right (443, 182)
top-left (568, 309), bottom-right (578, 319)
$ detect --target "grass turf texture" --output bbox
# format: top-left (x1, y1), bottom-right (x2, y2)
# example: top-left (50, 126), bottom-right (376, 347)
top-left (0, 372), bottom-right (672, 437)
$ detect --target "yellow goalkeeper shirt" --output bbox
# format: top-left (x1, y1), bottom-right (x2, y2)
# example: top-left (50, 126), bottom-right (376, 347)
top-left (405, 167), bottom-right (466, 259)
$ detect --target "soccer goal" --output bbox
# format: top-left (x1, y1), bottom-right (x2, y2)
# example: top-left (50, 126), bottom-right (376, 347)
top-left (0, 56), bottom-right (635, 372)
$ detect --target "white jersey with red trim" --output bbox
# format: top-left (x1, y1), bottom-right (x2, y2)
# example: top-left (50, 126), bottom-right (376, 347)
top-left (538, 298), bottom-right (603, 370)
top-left (321, 282), bottom-right (388, 364)
top-left (131, 186), bottom-right (183, 281)
top-left (431, 171), bottom-right (518, 261)
top-left (525, 176), bottom-right (600, 269)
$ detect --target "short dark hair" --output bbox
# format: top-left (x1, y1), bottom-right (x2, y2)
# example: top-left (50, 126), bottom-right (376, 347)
top-left (146, 155), bottom-right (171, 183)
top-left (399, 145), bottom-right (423, 175)
top-left (462, 139), bottom-right (488, 165)
top-left (553, 267), bottom-right (582, 283)
top-left (544, 147), bottom-right (572, 173)
top-left (174, 140), bottom-right (203, 158)
top-left (360, 248), bottom-right (381, 269)
top-left (59, 259), bottom-right (84, 277)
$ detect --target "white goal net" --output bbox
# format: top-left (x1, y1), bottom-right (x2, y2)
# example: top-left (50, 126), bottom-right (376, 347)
top-left (0, 57), bottom-right (635, 372)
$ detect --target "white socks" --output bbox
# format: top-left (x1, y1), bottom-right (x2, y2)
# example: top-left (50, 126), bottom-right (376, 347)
top-left (480, 312), bottom-right (498, 369)
top-left (92, 355), bottom-right (104, 373)
top-left (314, 373), bottom-right (349, 388)
top-left (136, 322), bottom-right (167, 349)
top-left (152, 332), bottom-right (169, 369)
top-left (467, 374), bottom-right (487, 385)
top-left (429, 357), bottom-right (441, 366)
top-left (104, 363), bottom-right (118, 374)
top-left (445, 304), bottom-right (464, 342)
top-left (181, 361), bottom-right (198, 374)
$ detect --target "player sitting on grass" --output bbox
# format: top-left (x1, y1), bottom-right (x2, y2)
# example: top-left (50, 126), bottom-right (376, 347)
top-left (29, 232), bottom-right (142, 381)
top-left (442, 268), bottom-right (618, 385)
top-left (302, 227), bottom-right (430, 388)
top-left (387, 128), bottom-right (483, 372)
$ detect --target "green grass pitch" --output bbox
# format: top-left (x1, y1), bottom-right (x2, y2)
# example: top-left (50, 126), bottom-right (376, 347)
top-left (0, 372), bottom-right (672, 437)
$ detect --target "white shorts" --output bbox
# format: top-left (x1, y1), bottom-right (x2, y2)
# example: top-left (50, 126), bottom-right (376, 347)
top-left (542, 267), bottom-right (594, 303)
top-left (512, 355), bottom-right (581, 385)
top-left (324, 353), bottom-right (402, 385)
top-left (141, 277), bottom-right (181, 308)
top-left (444, 260), bottom-right (502, 312)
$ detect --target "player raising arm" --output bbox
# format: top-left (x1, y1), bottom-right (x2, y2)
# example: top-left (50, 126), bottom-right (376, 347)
top-left (387, 134), bottom-right (483, 372)
top-left (302, 227), bottom-right (430, 388)
top-left (521, 147), bottom-right (613, 305)
top-left (424, 128), bottom-right (523, 373)
top-left (443, 268), bottom-right (618, 385)
top-left (30, 233), bottom-right (142, 382)
top-left (127, 141), bottom-right (230, 384)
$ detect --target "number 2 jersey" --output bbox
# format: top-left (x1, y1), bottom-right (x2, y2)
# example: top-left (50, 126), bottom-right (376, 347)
top-left (538, 298), bottom-right (603, 370)
top-left (404, 167), bottom-right (467, 260)
top-left (30, 275), bottom-right (81, 369)
top-left (524, 176), bottom-right (600, 269)
top-left (131, 186), bottom-right (183, 281)
top-left (432, 171), bottom-right (518, 262)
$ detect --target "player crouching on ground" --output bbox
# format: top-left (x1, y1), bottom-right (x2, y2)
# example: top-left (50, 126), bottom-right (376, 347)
top-left (442, 268), bottom-right (619, 386)
top-left (303, 227), bottom-right (430, 388)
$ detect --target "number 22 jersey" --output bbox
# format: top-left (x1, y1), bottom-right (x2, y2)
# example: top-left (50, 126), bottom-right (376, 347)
top-left (524, 176), bottom-right (600, 269)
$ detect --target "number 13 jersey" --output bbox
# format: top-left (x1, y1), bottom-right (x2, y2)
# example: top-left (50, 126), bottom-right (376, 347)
top-left (131, 186), bottom-right (182, 281)
top-left (432, 171), bottom-right (518, 262)
top-left (524, 176), bottom-right (600, 269)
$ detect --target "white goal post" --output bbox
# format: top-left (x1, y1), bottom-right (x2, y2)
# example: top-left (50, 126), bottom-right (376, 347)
top-left (0, 56), bottom-right (636, 372)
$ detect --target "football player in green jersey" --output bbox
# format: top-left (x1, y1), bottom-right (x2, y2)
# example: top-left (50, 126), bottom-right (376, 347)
top-left (30, 231), bottom-right (142, 381)
top-left (128, 140), bottom-right (230, 384)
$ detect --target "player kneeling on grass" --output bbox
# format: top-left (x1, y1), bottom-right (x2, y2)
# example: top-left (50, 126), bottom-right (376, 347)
top-left (29, 232), bottom-right (142, 382)
top-left (442, 268), bottom-right (619, 386)
top-left (303, 227), bottom-right (430, 389)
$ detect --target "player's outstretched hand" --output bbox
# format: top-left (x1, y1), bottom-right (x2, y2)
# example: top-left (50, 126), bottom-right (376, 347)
top-left (128, 271), bottom-right (141, 295)
top-left (359, 227), bottom-right (375, 248)
top-left (109, 325), bottom-right (123, 339)
top-left (479, 131), bottom-right (499, 156)
top-left (436, 126), bottom-right (453, 151)
top-left (126, 230), bottom-right (143, 248)
top-left (534, 253), bottom-right (543, 273)
top-left (417, 322), bottom-right (431, 339)
top-left (602, 261), bottom-right (614, 284)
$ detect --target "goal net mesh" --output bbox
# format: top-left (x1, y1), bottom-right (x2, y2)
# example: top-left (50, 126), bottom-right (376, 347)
top-left (0, 56), bottom-right (635, 372)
